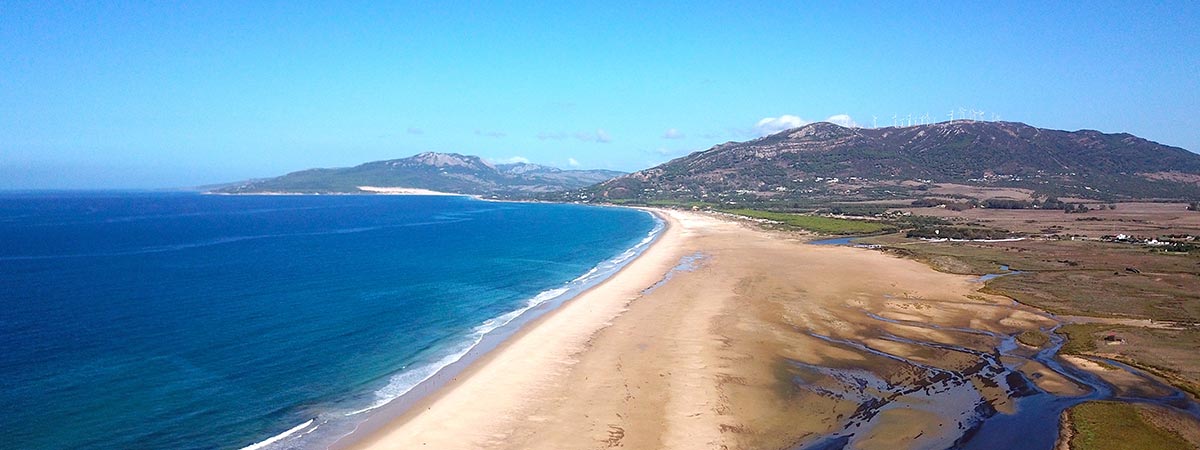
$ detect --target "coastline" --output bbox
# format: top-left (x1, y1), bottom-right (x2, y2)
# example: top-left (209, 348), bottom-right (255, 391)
top-left (336, 208), bottom-right (685, 449)
top-left (310, 207), bottom-right (674, 450)
top-left (335, 209), bottom-right (1113, 449)
top-left (203, 188), bottom-right (477, 198)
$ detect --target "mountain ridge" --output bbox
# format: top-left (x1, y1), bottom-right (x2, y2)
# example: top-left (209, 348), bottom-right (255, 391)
top-left (212, 152), bottom-right (625, 196)
top-left (582, 121), bottom-right (1200, 203)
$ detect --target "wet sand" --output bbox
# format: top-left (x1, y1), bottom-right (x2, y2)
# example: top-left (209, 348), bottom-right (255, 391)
top-left (347, 210), bottom-right (1062, 449)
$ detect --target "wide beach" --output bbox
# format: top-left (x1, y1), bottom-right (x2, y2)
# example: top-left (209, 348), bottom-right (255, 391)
top-left (343, 209), bottom-right (1073, 449)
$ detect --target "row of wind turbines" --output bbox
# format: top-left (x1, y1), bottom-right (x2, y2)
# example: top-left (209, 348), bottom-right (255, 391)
top-left (870, 108), bottom-right (1001, 128)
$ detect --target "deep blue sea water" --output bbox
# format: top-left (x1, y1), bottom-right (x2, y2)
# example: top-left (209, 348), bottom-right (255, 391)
top-left (0, 192), bottom-right (658, 450)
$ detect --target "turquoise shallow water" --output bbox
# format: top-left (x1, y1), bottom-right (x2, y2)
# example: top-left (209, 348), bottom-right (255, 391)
top-left (0, 192), bottom-right (657, 449)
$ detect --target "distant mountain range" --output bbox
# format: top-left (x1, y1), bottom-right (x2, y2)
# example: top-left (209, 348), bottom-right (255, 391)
top-left (213, 122), bottom-right (1200, 203)
top-left (211, 152), bottom-right (625, 196)
top-left (582, 121), bottom-right (1200, 203)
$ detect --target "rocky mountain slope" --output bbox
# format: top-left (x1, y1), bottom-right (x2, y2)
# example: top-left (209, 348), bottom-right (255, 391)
top-left (212, 152), bottom-right (624, 195)
top-left (585, 121), bottom-right (1200, 203)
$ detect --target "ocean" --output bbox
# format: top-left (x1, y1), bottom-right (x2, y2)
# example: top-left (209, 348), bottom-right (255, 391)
top-left (0, 192), bottom-right (660, 450)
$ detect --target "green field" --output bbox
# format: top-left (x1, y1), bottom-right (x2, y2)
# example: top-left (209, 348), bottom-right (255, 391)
top-left (1067, 401), bottom-right (1191, 450)
top-left (720, 209), bottom-right (893, 235)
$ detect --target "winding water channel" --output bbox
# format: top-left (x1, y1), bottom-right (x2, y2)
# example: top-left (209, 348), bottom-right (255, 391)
top-left (799, 239), bottom-right (1199, 449)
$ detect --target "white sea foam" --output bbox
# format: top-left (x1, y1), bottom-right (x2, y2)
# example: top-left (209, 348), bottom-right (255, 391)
top-left (342, 211), bottom-right (664, 419)
top-left (270, 210), bottom-right (666, 449)
top-left (240, 419), bottom-right (314, 450)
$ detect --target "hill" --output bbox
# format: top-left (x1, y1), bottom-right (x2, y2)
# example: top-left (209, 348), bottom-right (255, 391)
top-left (212, 153), bottom-right (624, 196)
top-left (580, 121), bottom-right (1200, 205)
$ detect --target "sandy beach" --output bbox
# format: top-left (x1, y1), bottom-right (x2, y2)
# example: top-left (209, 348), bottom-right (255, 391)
top-left (345, 209), bottom-right (1060, 449)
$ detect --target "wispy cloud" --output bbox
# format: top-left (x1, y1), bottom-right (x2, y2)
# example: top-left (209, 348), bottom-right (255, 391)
top-left (406, 127), bottom-right (424, 135)
top-left (575, 129), bottom-right (611, 143)
top-left (475, 130), bottom-right (507, 138)
top-left (662, 128), bottom-right (685, 139)
top-left (537, 132), bottom-right (568, 140)
top-left (567, 157), bottom-right (580, 167)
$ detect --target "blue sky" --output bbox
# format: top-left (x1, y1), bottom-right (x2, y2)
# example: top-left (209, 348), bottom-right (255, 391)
top-left (2, 1), bottom-right (1198, 188)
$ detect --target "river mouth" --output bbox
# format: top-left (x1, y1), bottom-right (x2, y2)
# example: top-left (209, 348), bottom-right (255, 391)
top-left (791, 267), bottom-right (1200, 450)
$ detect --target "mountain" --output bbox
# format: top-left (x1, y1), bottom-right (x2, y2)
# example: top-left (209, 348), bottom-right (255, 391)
top-left (212, 152), bottom-right (625, 196)
top-left (584, 121), bottom-right (1200, 204)
top-left (495, 162), bottom-right (625, 186)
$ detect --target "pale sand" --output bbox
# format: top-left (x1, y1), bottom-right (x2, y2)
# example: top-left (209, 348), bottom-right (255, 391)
top-left (355, 186), bottom-right (465, 195)
top-left (348, 209), bottom-right (1057, 450)
top-left (1060, 355), bottom-right (1175, 398)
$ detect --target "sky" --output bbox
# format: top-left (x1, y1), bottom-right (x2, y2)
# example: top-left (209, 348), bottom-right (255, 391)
top-left (2, 1), bottom-right (1198, 189)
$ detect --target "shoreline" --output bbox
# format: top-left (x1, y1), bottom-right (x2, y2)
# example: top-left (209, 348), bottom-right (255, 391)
top-left (337, 209), bottom-right (685, 449)
top-left (330, 209), bottom-right (1122, 449)
top-left (322, 207), bottom-right (676, 450)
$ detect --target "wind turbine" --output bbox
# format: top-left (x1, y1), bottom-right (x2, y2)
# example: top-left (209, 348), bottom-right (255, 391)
top-left (873, 115), bottom-right (878, 128)
top-left (949, 110), bottom-right (955, 123)
top-left (892, 114), bottom-right (898, 127)
top-left (907, 114), bottom-right (912, 127)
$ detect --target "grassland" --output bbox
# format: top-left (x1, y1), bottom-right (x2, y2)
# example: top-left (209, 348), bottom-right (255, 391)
top-left (1066, 401), bottom-right (1192, 450)
top-left (720, 209), bottom-right (894, 234)
top-left (1016, 330), bottom-right (1050, 348)
top-left (856, 236), bottom-right (1200, 321)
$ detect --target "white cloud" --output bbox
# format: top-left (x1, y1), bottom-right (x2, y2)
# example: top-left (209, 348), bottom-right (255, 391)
top-left (567, 157), bottom-right (580, 167)
top-left (754, 115), bottom-right (808, 136)
top-left (663, 128), bottom-right (685, 139)
top-left (575, 129), bottom-right (611, 143)
top-left (502, 156), bottom-right (530, 164)
top-left (824, 114), bottom-right (859, 128)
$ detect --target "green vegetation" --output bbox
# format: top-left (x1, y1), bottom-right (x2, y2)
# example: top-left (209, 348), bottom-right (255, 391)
top-left (1056, 323), bottom-right (1110, 355)
top-left (1067, 401), bottom-right (1192, 450)
top-left (856, 235), bottom-right (1035, 275)
top-left (1016, 330), bottom-right (1050, 348)
top-left (720, 209), bottom-right (894, 235)
top-left (1055, 324), bottom-right (1200, 399)
top-left (853, 236), bottom-right (1200, 321)
top-left (905, 226), bottom-right (1022, 240)
top-left (989, 269), bottom-right (1200, 321)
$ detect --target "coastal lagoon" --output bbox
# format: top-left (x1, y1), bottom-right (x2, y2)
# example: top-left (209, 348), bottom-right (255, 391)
top-left (0, 192), bottom-right (659, 449)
